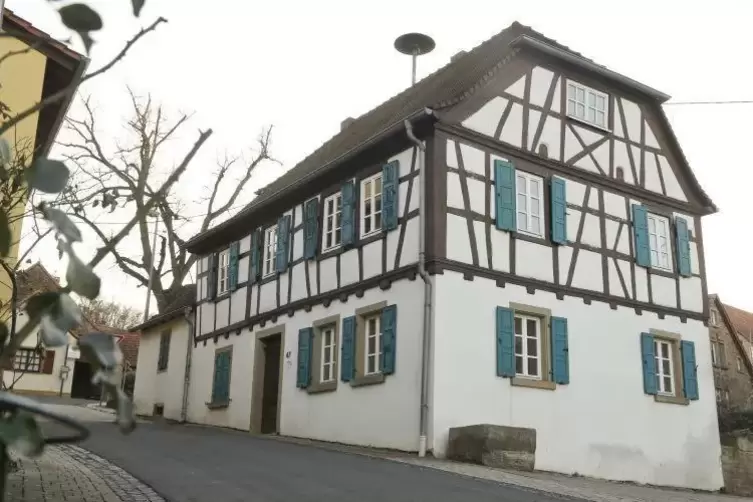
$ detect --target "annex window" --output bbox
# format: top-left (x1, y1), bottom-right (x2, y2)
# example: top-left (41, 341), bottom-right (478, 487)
top-left (514, 314), bottom-right (541, 379)
top-left (263, 226), bottom-right (278, 277)
top-left (710, 310), bottom-right (718, 326)
top-left (516, 171), bottom-right (544, 237)
top-left (647, 213), bottom-right (672, 271)
top-left (14, 349), bottom-right (41, 373)
top-left (654, 339), bottom-right (675, 396)
top-left (157, 329), bottom-right (171, 372)
top-left (712, 340), bottom-right (726, 367)
top-left (320, 325), bottom-right (336, 383)
top-left (322, 192), bottom-right (342, 251)
top-left (217, 249), bottom-right (230, 295)
top-left (360, 173), bottom-right (383, 237)
top-left (738, 356), bottom-right (744, 372)
top-left (567, 80), bottom-right (608, 129)
top-left (364, 314), bottom-right (382, 376)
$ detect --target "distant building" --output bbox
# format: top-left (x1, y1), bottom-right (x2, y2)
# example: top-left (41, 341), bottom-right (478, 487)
top-left (712, 298), bottom-right (753, 410)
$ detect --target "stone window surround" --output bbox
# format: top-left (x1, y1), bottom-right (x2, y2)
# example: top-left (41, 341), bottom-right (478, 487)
top-left (649, 329), bottom-right (688, 406)
top-left (351, 301), bottom-right (388, 388)
top-left (508, 302), bottom-right (555, 391)
top-left (307, 315), bottom-right (341, 394)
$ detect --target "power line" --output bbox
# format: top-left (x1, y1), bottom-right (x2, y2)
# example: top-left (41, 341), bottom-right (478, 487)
top-left (665, 100), bottom-right (753, 106)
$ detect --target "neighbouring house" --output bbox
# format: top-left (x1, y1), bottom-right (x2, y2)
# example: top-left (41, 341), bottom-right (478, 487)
top-left (182, 22), bottom-right (721, 490)
top-left (2, 263), bottom-right (82, 396)
top-left (0, 9), bottom-right (87, 311)
top-left (707, 295), bottom-right (753, 411)
top-left (131, 284), bottom-right (195, 421)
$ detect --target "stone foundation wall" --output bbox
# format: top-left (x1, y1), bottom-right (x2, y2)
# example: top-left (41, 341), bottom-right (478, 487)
top-left (446, 424), bottom-right (536, 472)
top-left (721, 432), bottom-right (753, 496)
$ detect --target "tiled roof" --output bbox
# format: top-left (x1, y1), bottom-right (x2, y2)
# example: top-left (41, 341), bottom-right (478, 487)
top-left (2, 8), bottom-right (83, 62)
top-left (723, 302), bottom-right (753, 338)
top-left (116, 332), bottom-right (140, 369)
top-left (128, 284), bottom-right (196, 332)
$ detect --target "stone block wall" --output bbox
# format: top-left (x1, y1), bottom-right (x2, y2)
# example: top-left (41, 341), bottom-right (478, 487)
top-left (721, 432), bottom-right (753, 496)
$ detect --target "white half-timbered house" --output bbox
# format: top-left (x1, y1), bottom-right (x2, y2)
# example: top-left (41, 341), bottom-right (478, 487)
top-left (184, 22), bottom-right (722, 490)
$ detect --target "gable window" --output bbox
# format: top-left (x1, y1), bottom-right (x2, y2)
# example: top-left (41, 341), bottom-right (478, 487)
top-left (217, 249), bottom-right (230, 295)
top-left (360, 173), bottom-right (383, 237)
top-left (654, 339), bottom-right (675, 396)
top-left (515, 314), bottom-right (541, 379)
top-left (738, 356), bottom-right (744, 372)
top-left (647, 213), bottom-right (672, 271)
top-left (567, 80), bottom-right (608, 129)
top-left (322, 192), bottom-right (342, 251)
top-left (516, 172), bottom-right (544, 237)
top-left (263, 226), bottom-right (278, 277)
top-left (710, 310), bottom-right (718, 326)
top-left (157, 329), bottom-right (171, 372)
top-left (320, 326), bottom-right (336, 383)
top-left (14, 349), bottom-right (42, 373)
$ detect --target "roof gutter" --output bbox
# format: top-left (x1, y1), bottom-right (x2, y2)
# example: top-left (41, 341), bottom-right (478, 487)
top-left (511, 35), bottom-right (671, 103)
top-left (184, 107), bottom-right (436, 252)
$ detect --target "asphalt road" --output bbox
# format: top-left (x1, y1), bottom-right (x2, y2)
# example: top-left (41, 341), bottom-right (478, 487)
top-left (70, 420), bottom-right (579, 502)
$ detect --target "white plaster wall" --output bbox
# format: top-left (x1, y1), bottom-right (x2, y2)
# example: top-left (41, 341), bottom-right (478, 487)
top-left (133, 318), bottom-right (190, 421)
top-left (431, 271), bottom-right (723, 491)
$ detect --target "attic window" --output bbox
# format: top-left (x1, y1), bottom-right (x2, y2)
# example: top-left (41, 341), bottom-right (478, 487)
top-left (615, 167), bottom-right (625, 181)
top-left (567, 80), bottom-right (608, 130)
top-left (537, 143), bottom-right (549, 158)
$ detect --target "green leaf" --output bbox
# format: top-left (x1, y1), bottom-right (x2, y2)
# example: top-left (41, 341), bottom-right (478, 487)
top-left (0, 210), bottom-right (10, 257)
top-left (26, 159), bottom-right (70, 194)
top-left (43, 206), bottom-right (82, 242)
top-left (0, 411), bottom-right (44, 457)
top-left (0, 137), bottom-right (10, 166)
top-left (25, 292), bottom-right (60, 320)
top-left (39, 294), bottom-right (81, 347)
top-left (79, 332), bottom-right (122, 370)
top-left (66, 253), bottom-right (101, 299)
top-left (58, 4), bottom-right (103, 33)
top-left (131, 0), bottom-right (145, 17)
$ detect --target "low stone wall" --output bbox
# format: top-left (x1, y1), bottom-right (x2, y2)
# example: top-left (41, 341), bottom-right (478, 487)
top-left (446, 424), bottom-right (536, 472)
top-left (721, 432), bottom-right (753, 496)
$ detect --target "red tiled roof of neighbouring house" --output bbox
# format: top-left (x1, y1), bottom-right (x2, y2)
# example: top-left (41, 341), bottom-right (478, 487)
top-left (116, 332), bottom-right (140, 369)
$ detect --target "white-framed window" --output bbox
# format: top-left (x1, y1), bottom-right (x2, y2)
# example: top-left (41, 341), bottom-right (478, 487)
top-left (567, 80), bottom-right (608, 129)
top-left (322, 193), bottom-right (342, 251)
top-left (320, 326), bottom-right (336, 383)
top-left (217, 249), bottom-right (230, 295)
top-left (514, 314), bottom-right (541, 379)
top-left (516, 172), bottom-right (544, 237)
top-left (263, 226), bottom-right (278, 277)
top-left (646, 213), bottom-right (672, 271)
top-left (360, 173), bottom-right (382, 238)
top-left (654, 339), bottom-right (675, 396)
top-left (710, 310), bottom-right (718, 326)
top-left (14, 349), bottom-right (41, 373)
top-left (364, 314), bottom-right (382, 376)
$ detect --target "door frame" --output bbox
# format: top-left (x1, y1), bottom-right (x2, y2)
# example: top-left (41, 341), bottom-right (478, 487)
top-left (250, 325), bottom-right (285, 434)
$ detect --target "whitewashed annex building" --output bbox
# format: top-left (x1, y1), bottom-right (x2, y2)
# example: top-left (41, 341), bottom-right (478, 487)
top-left (182, 22), bottom-right (721, 490)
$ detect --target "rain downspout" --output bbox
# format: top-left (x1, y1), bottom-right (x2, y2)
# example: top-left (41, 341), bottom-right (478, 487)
top-left (404, 113), bottom-right (433, 457)
top-left (180, 307), bottom-right (195, 423)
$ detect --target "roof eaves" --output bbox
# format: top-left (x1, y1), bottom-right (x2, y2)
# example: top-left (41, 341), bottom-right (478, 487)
top-left (129, 305), bottom-right (192, 333)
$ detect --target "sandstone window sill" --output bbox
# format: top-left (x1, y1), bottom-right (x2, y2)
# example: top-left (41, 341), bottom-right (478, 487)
top-left (206, 399), bottom-right (231, 410)
top-left (511, 378), bottom-right (556, 391)
top-left (350, 373), bottom-right (385, 388)
top-left (654, 394), bottom-right (689, 406)
top-left (307, 381), bottom-right (337, 394)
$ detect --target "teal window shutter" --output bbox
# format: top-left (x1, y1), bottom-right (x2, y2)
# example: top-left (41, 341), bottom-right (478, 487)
top-left (550, 177), bottom-right (567, 244)
top-left (640, 332), bottom-right (657, 395)
top-left (681, 340), bottom-right (699, 400)
top-left (296, 327), bottom-right (313, 388)
top-left (632, 205), bottom-right (651, 267)
top-left (341, 316), bottom-right (356, 382)
top-left (249, 230), bottom-right (261, 284)
top-left (494, 160), bottom-right (516, 231)
top-left (341, 180), bottom-right (356, 245)
top-left (275, 215), bottom-right (291, 273)
top-left (382, 161), bottom-right (400, 231)
top-left (550, 316), bottom-right (569, 384)
top-left (496, 306), bottom-right (515, 377)
top-left (303, 198), bottom-right (319, 259)
top-left (675, 217), bottom-right (692, 277)
top-left (381, 305), bottom-right (397, 374)
top-left (228, 241), bottom-right (240, 291)
top-left (212, 351), bottom-right (231, 403)
top-left (207, 253), bottom-right (219, 299)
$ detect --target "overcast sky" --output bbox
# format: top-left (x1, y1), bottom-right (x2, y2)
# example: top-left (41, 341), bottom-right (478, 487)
top-left (7, 0), bottom-right (753, 316)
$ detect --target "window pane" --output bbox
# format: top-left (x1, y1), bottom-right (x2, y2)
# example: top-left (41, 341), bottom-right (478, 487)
top-left (516, 176), bottom-right (526, 193)
top-left (577, 88), bottom-right (585, 101)
top-left (597, 95), bottom-right (606, 109)
top-left (526, 319), bottom-right (537, 337)
top-left (514, 317), bottom-right (522, 335)
top-left (664, 376), bottom-right (672, 392)
top-left (577, 103), bottom-right (585, 116)
top-left (527, 358), bottom-right (538, 376)
top-left (527, 337), bottom-right (537, 357)
top-left (375, 211), bottom-right (382, 230)
top-left (588, 107), bottom-right (596, 122)
top-left (367, 355), bottom-right (375, 374)
top-left (375, 177), bottom-right (382, 194)
top-left (662, 359), bottom-right (670, 375)
top-left (517, 212), bottom-right (527, 230)
top-left (530, 200), bottom-right (539, 217)
top-left (567, 100), bottom-right (575, 115)
top-left (530, 216), bottom-right (540, 234)
top-left (364, 181), bottom-right (372, 198)
top-left (567, 83), bottom-right (575, 98)
top-left (375, 194), bottom-right (382, 212)
top-left (661, 343), bottom-right (669, 358)
top-left (515, 356), bottom-right (523, 374)
top-left (530, 179), bottom-right (539, 194)
top-left (588, 92), bottom-right (596, 106)
top-left (514, 336), bottom-right (522, 355)
top-left (517, 193), bottom-right (526, 210)
top-left (368, 318), bottom-right (377, 335)
top-left (368, 335), bottom-right (376, 354)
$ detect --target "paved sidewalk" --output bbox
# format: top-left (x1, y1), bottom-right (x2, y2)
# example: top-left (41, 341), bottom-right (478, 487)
top-left (6, 445), bottom-right (163, 502)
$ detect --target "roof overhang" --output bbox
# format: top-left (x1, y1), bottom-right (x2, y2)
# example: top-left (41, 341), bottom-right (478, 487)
top-left (184, 107), bottom-right (436, 254)
top-left (129, 305), bottom-right (193, 333)
top-left (510, 35), bottom-right (671, 103)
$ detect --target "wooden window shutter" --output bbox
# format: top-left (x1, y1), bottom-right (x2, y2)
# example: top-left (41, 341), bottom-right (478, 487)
top-left (550, 177), bottom-right (567, 244)
top-left (381, 161), bottom-right (400, 231)
top-left (296, 327), bottom-right (313, 388)
top-left (303, 198), bottom-right (319, 260)
top-left (640, 332), bottom-right (657, 395)
top-left (340, 316), bottom-right (356, 382)
top-left (275, 215), bottom-right (291, 273)
top-left (550, 317), bottom-right (569, 384)
top-left (42, 350), bottom-right (55, 374)
top-left (675, 217), bottom-right (692, 277)
top-left (212, 351), bottom-right (231, 403)
top-left (340, 180), bottom-right (356, 246)
top-left (681, 340), bottom-right (699, 400)
top-left (207, 253), bottom-right (219, 299)
top-left (228, 241), bottom-right (240, 291)
top-left (495, 306), bottom-right (515, 377)
top-left (632, 205), bottom-right (651, 268)
top-left (380, 305), bottom-right (397, 374)
top-left (249, 229), bottom-right (261, 284)
top-left (494, 160), bottom-right (516, 231)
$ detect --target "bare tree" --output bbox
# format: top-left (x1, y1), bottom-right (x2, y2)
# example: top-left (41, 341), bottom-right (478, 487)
top-left (79, 298), bottom-right (142, 331)
top-left (57, 89), bottom-right (276, 313)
